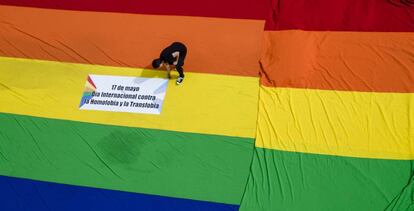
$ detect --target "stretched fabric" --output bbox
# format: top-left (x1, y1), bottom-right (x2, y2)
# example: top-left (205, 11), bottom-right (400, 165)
top-left (0, 175), bottom-right (238, 211)
top-left (1, 0), bottom-right (414, 210)
top-left (240, 0), bottom-right (414, 210)
top-left (0, 3), bottom-right (264, 210)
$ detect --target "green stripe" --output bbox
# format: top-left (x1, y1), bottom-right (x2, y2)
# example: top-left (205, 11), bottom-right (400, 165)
top-left (385, 174), bottom-right (414, 211)
top-left (239, 148), bottom-right (413, 211)
top-left (0, 112), bottom-right (254, 205)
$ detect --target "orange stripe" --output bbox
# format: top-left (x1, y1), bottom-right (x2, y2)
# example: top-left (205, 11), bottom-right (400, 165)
top-left (0, 5), bottom-right (264, 77)
top-left (260, 30), bottom-right (414, 92)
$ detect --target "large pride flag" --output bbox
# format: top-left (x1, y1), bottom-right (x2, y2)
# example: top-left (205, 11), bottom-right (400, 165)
top-left (241, 1), bottom-right (414, 210)
top-left (0, 0), bottom-right (413, 210)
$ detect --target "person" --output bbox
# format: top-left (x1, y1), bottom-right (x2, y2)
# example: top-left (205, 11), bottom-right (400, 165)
top-left (152, 42), bottom-right (187, 85)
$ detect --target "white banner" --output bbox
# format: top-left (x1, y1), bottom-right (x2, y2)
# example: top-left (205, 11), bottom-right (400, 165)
top-left (79, 74), bottom-right (168, 115)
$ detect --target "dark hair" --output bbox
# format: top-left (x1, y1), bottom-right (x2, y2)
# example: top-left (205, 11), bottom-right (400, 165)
top-left (152, 58), bottom-right (162, 68)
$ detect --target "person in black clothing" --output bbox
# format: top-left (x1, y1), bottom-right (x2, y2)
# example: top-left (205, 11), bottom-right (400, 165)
top-left (152, 42), bottom-right (187, 85)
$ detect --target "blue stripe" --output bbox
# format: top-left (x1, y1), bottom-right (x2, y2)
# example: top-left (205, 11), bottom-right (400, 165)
top-left (0, 175), bottom-right (238, 211)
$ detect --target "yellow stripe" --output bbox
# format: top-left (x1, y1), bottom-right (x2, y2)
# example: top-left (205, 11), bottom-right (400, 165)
top-left (0, 57), bottom-right (259, 138)
top-left (83, 87), bottom-right (95, 93)
top-left (256, 86), bottom-right (414, 160)
top-left (85, 82), bottom-right (96, 91)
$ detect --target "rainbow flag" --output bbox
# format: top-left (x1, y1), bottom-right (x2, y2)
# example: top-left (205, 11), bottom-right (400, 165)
top-left (0, 0), bottom-right (413, 210)
top-left (241, 0), bottom-right (414, 210)
top-left (0, 1), bottom-right (264, 210)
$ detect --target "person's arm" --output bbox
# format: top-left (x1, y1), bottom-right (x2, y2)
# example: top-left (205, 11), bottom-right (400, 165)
top-left (172, 52), bottom-right (180, 65)
top-left (165, 63), bottom-right (171, 78)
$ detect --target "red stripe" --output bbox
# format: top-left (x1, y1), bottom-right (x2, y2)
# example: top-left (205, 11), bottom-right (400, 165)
top-left (0, 0), bottom-right (270, 20)
top-left (87, 76), bottom-right (97, 89)
top-left (3, 0), bottom-right (412, 32)
top-left (265, 0), bottom-right (414, 31)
